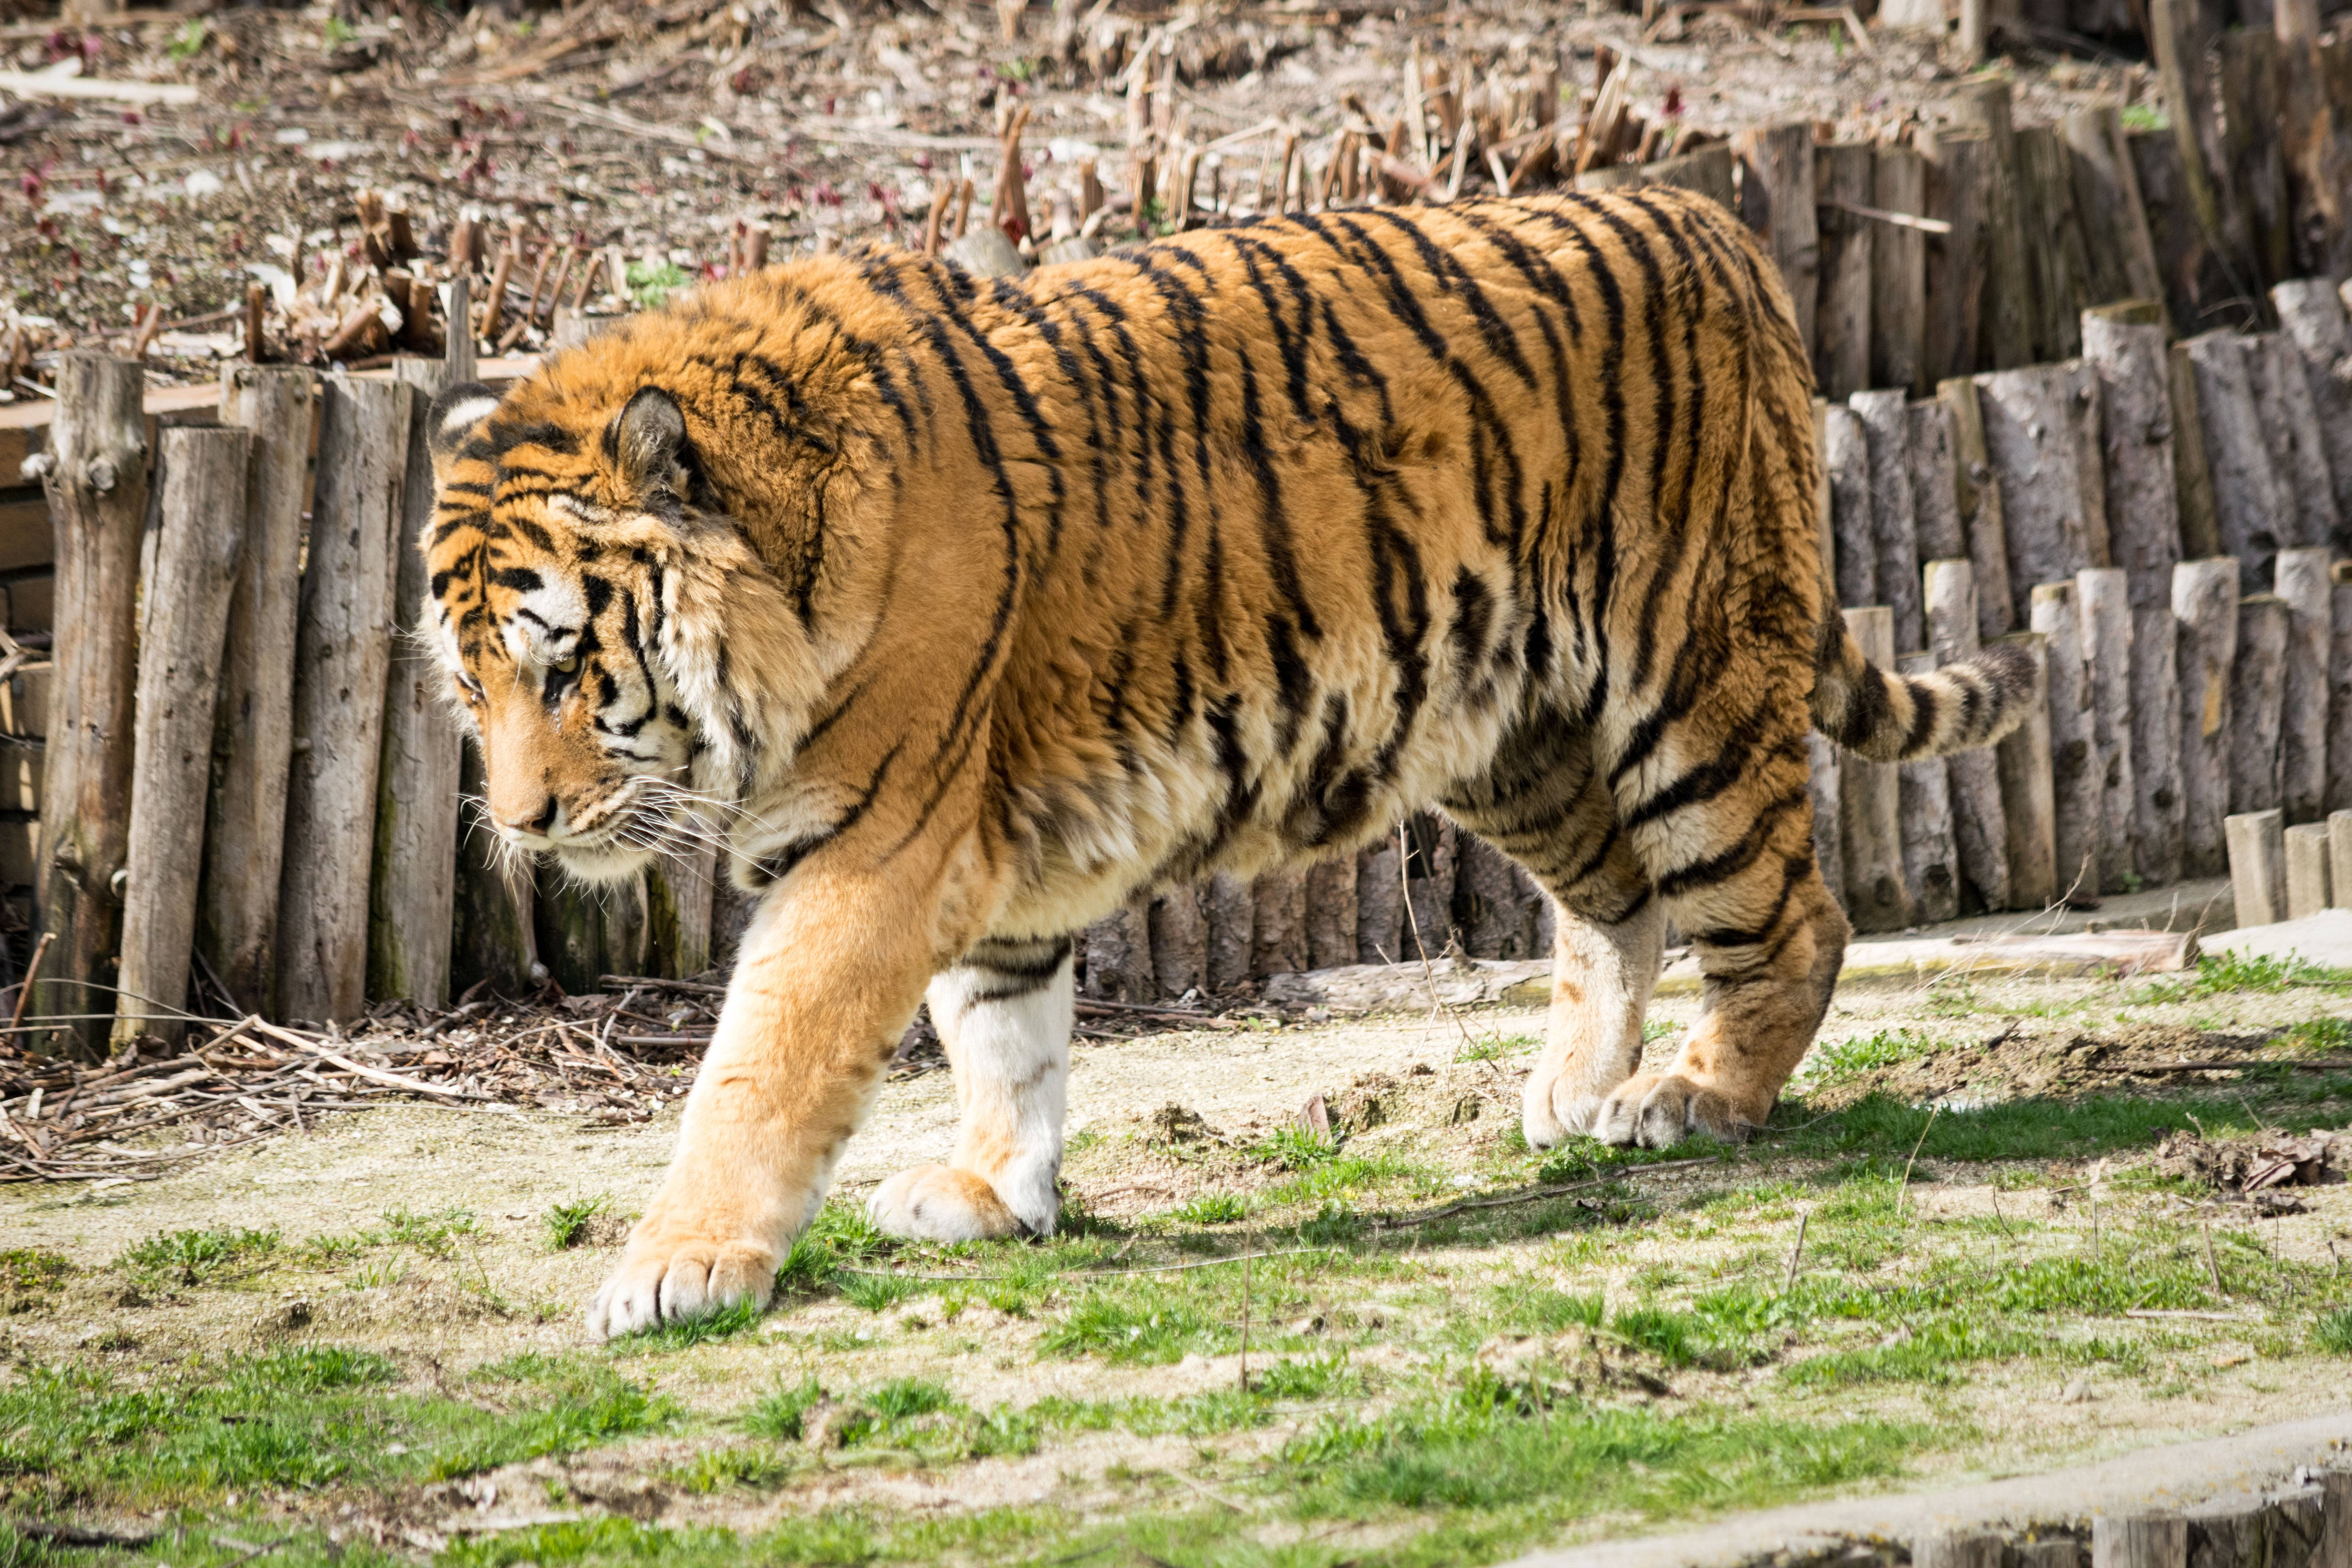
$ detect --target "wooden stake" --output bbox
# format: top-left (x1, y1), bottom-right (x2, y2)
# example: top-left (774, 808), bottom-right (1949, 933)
top-left (2271, 279), bottom-right (2352, 532)
top-left (2015, 125), bottom-right (2094, 362)
top-left (1918, 127), bottom-right (1991, 385)
top-left (1898, 651), bottom-right (1961, 922)
top-left (1925, 559), bottom-right (2013, 910)
top-left (1976, 365), bottom-right (2108, 631)
top-left (1840, 607), bottom-right (1916, 931)
top-left (1852, 390), bottom-right (1923, 654)
top-left (1733, 123), bottom-right (1819, 352)
top-left (1991, 630), bottom-right (2058, 908)
top-left (2174, 557), bottom-right (2242, 879)
top-left (2076, 567), bottom-right (2138, 892)
top-left (2247, 333), bottom-right (2342, 557)
top-left (1937, 375), bottom-right (2014, 641)
top-left (2286, 820), bottom-right (2332, 916)
top-left (242, 281), bottom-right (267, 365)
top-left (2031, 581), bottom-right (2102, 903)
top-left (1943, 78), bottom-right (2032, 372)
top-left (2332, 560), bottom-right (2352, 815)
top-left (2230, 592), bottom-right (2288, 816)
top-left (1813, 143), bottom-right (1874, 401)
top-left (1825, 405), bottom-right (1877, 609)
top-left (1871, 143), bottom-right (1927, 397)
top-left (2273, 548), bottom-right (2333, 825)
top-left (2060, 105), bottom-right (2165, 313)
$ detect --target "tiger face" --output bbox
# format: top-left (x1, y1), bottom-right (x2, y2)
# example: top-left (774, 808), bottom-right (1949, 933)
top-left (422, 382), bottom-right (708, 886)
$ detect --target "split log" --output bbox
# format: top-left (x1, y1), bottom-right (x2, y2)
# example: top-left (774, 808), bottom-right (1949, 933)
top-left (2246, 332), bottom-right (2342, 554)
top-left (449, 743), bottom-right (538, 999)
top-left (1839, 607), bottom-right (1916, 931)
top-left (2270, 279), bottom-right (2352, 544)
top-left (2060, 105), bottom-right (2164, 313)
top-left (535, 867), bottom-right (647, 995)
top-left (2226, 807), bottom-right (2288, 927)
top-left (2332, 809), bottom-right (2352, 902)
top-left (1924, 558), bottom-right (2012, 911)
top-left (1084, 897), bottom-right (1157, 1002)
top-left (2175, 559), bottom-right (2243, 878)
top-left (1808, 732), bottom-right (1845, 907)
top-left (2333, 560), bottom-right (2352, 813)
top-left (2083, 311), bottom-right (2185, 884)
top-left (1907, 399), bottom-right (1965, 563)
top-left (2287, 820), bottom-right (2334, 916)
top-left (2182, 333), bottom-right (2286, 591)
top-left (199, 363), bottom-right (314, 1016)
top-left (1355, 838), bottom-right (1404, 964)
top-left (1914, 1535), bottom-right (2004, 1568)
top-left (1149, 884), bottom-right (1208, 1000)
top-left (1943, 78), bottom-right (2033, 372)
top-left (2231, 592), bottom-right (2288, 815)
top-left (1304, 856), bottom-right (1360, 971)
top-left (2167, 341), bottom-right (2225, 561)
top-left (2092, 1514), bottom-right (2188, 1568)
top-left (112, 428), bottom-right (249, 1048)
top-left (368, 358), bottom-right (465, 1009)
top-left (2273, 548), bottom-right (2334, 824)
top-left (1403, 815), bottom-right (1457, 956)
top-left (645, 839), bottom-right (718, 980)
top-left (1252, 868), bottom-right (1309, 977)
top-left (1852, 391), bottom-right (1922, 650)
top-left (2127, 126), bottom-right (2231, 344)
top-left (1825, 405), bottom-right (1877, 607)
top-left (276, 375), bottom-right (411, 1025)
top-left (1976, 364), bottom-right (2108, 630)
top-left (1205, 870), bottom-right (1256, 992)
top-left (1919, 127), bottom-right (1991, 386)
top-left (1871, 144), bottom-right (1927, 396)
top-left (1991, 629), bottom-right (2059, 908)
top-left (2031, 581), bottom-right (2102, 903)
top-left (1938, 375), bottom-right (2015, 639)
top-left (28, 354), bottom-right (147, 1055)
top-left (2015, 125), bottom-right (2094, 363)
top-left (1456, 834), bottom-right (1539, 959)
top-left (1813, 143), bottom-right (1874, 401)
top-left (1896, 651), bottom-right (1960, 924)
top-left (2219, 31), bottom-right (2294, 289)
top-left (2077, 567), bottom-right (2138, 892)
top-left (1733, 123), bottom-right (1820, 352)
top-left (2013, 1542), bottom-right (2079, 1568)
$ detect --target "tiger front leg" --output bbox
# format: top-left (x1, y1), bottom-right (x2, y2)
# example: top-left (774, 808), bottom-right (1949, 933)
top-left (586, 873), bottom-right (938, 1339)
top-left (867, 936), bottom-right (1073, 1242)
top-left (1521, 888), bottom-right (1665, 1147)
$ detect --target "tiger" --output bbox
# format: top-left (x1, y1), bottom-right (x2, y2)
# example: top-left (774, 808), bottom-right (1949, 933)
top-left (419, 186), bottom-right (2036, 1338)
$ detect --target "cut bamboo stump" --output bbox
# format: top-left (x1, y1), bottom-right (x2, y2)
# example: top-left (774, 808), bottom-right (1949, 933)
top-left (1978, 365), bottom-right (2109, 632)
top-left (2287, 821), bottom-right (2334, 916)
top-left (277, 375), bottom-right (411, 1025)
top-left (2062, 105), bottom-right (2165, 313)
top-left (2270, 279), bottom-right (2352, 537)
top-left (449, 742), bottom-right (538, 1000)
top-left (1147, 885), bottom-right (1207, 1000)
top-left (2175, 558), bottom-right (2243, 878)
top-left (201, 364), bottom-right (314, 1018)
top-left (1734, 123), bottom-right (1820, 352)
top-left (1897, 651), bottom-right (1960, 924)
top-left (2092, 1514), bottom-right (2187, 1568)
top-left (2273, 547), bottom-right (2334, 824)
top-left (1814, 143), bottom-right (1874, 401)
top-left (2232, 593), bottom-right (2289, 815)
top-left (1939, 375), bottom-right (2015, 639)
top-left (112, 428), bottom-right (250, 1048)
top-left (1925, 558), bottom-right (2012, 910)
top-left (1084, 897), bottom-right (1156, 1002)
top-left (2247, 331), bottom-right (2343, 554)
top-left (1840, 607), bottom-right (1915, 931)
top-left (2078, 567), bottom-right (2138, 893)
top-left (1871, 143), bottom-right (1927, 396)
top-left (1920, 127), bottom-right (1992, 387)
top-left (1853, 390), bottom-right (1924, 652)
top-left (1992, 629), bottom-right (2059, 909)
top-left (368, 357), bottom-right (465, 1009)
top-left (1251, 867), bottom-right (1309, 978)
top-left (2333, 560), bottom-right (2352, 813)
top-left (1206, 870), bottom-right (1256, 991)
top-left (2332, 811), bottom-right (2352, 904)
top-left (1304, 857), bottom-right (1359, 971)
top-left (2226, 808), bottom-right (2288, 927)
top-left (2184, 333), bottom-right (2289, 591)
top-left (2032, 581), bottom-right (2102, 904)
top-left (1909, 399), bottom-right (1965, 563)
top-left (2084, 310), bottom-right (2187, 886)
top-left (1807, 731), bottom-right (1845, 907)
top-left (29, 354), bottom-right (149, 1055)
top-left (1826, 404), bottom-right (1877, 607)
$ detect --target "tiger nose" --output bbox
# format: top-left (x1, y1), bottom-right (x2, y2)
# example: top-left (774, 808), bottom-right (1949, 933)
top-left (495, 797), bottom-right (557, 836)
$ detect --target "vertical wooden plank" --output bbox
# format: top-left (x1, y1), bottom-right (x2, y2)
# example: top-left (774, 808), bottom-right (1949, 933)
top-left (2270, 279), bottom-right (2352, 544)
top-left (1206, 869), bottom-right (1256, 990)
top-left (2061, 104), bottom-right (2165, 312)
top-left (449, 742), bottom-right (540, 999)
top-left (112, 428), bottom-right (249, 1047)
top-left (1925, 558), bottom-right (2013, 910)
top-left (2147, 0), bottom-right (2230, 283)
top-left (2094, 1514), bottom-right (2188, 1568)
top-left (1084, 897), bottom-right (1157, 1000)
top-left (2128, 127), bottom-right (2234, 342)
top-left (2309, 36), bottom-right (2352, 283)
top-left (2331, 809), bottom-right (2352, 901)
top-left (1251, 868), bottom-right (1309, 976)
top-left (1908, 399), bottom-right (1966, 564)
top-left (2078, 567), bottom-right (2138, 892)
top-left (2232, 592), bottom-right (2289, 814)
top-left (2085, 311), bottom-right (2186, 885)
top-left (1403, 815), bottom-right (1456, 956)
top-left (1147, 885), bottom-right (1207, 1000)
top-left (277, 376), bottom-right (410, 1025)
top-left (2226, 808), bottom-right (2289, 925)
top-left (201, 365), bottom-right (314, 1018)
top-left (2168, 342), bottom-right (2225, 561)
top-left (646, 839), bottom-right (719, 979)
top-left (1303, 857), bottom-right (1359, 971)
top-left (1914, 1534), bottom-right (2005, 1568)
top-left (1733, 122), bottom-right (1820, 351)
top-left (2287, 821), bottom-right (2334, 916)
top-left (2274, 547), bottom-right (2334, 824)
top-left (2016, 125), bottom-right (2095, 362)
top-left (1939, 375), bottom-right (2015, 639)
top-left (2219, 31), bottom-right (2294, 289)
top-left (1920, 127), bottom-right (1992, 385)
top-left (1944, 77), bottom-right (2034, 371)
top-left (1456, 835), bottom-right (1538, 959)
top-left (1354, 840), bottom-right (1404, 965)
top-left (367, 358), bottom-right (465, 1008)
top-left (1993, 629), bottom-right (2059, 908)
top-left (2183, 333), bottom-right (2285, 591)
top-left (1826, 405), bottom-right (1877, 608)
top-left (1840, 607), bottom-right (1916, 931)
top-left (1897, 651), bottom-right (1960, 923)
top-left (29, 355), bottom-right (149, 1056)
top-left (535, 868), bottom-right (646, 996)
top-left (2175, 557), bottom-right (2242, 878)
top-left (2331, 561), bottom-right (2352, 814)
top-left (2246, 332), bottom-right (2343, 554)
top-left (1978, 366), bottom-right (2102, 630)
top-left (1813, 143), bottom-right (1875, 401)
top-left (1871, 143), bottom-right (1928, 397)
top-left (1807, 733), bottom-right (1846, 909)
top-left (1852, 390), bottom-right (1922, 652)
top-left (2032, 581), bottom-right (2103, 902)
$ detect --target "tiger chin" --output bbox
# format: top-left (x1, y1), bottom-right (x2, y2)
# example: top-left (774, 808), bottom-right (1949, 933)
top-left (419, 189), bottom-right (2036, 1340)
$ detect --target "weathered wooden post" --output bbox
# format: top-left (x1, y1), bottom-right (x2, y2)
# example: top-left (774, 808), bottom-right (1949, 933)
top-left (2078, 567), bottom-right (2138, 892)
top-left (646, 839), bottom-right (719, 979)
top-left (2286, 821), bottom-right (2333, 916)
top-left (2333, 560), bottom-right (2352, 813)
top-left (2183, 333), bottom-right (2288, 590)
top-left (2084, 310), bottom-right (2186, 886)
top-left (1304, 857), bottom-right (1358, 970)
top-left (2246, 332), bottom-right (2342, 555)
top-left (2330, 809), bottom-right (2352, 904)
top-left (1251, 868), bottom-right (1309, 976)
top-left (2175, 558), bottom-right (2242, 878)
top-left (536, 867), bottom-right (648, 995)
top-left (1944, 76), bottom-right (2034, 372)
top-left (1992, 630), bottom-right (2058, 907)
top-left (1813, 143), bottom-right (1874, 401)
top-left (1852, 390), bottom-right (1923, 651)
top-left (450, 747), bottom-right (540, 999)
top-left (2226, 808), bottom-right (2288, 926)
top-left (1457, 835), bottom-right (1538, 959)
top-left (1908, 399), bottom-right (1965, 563)
top-left (28, 354), bottom-right (148, 1055)
top-left (1825, 405), bottom-right (1876, 608)
top-left (201, 365), bottom-right (314, 1017)
top-left (1148, 886), bottom-right (1206, 1000)
top-left (2271, 279), bottom-right (2352, 538)
top-left (1896, 651), bottom-right (1959, 923)
top-left (367, 357), bottom-right (466, 1009)
top-left (1925, 559), bottom-right (2011, 911)
top-left (1808, 733), bottom-right (1845, 909)
top-left (1734, 123), bottom-right (1820, 351)
top-left (2167, 342), bottom-right (2225, 561)
top-left (277, 375), bottom-right (410, 1025)
top-left (2231, 593), bottom-right (2288, 815)
top-left (1919, 127), bottom-right (1991, 386)
top-left (1084, 897), bottom-right (1156, 1001)
top-left (2016, 126), bottom-right (2095, 363)
top-left (1977, 365), bottom-right (2108, 630)
top-left (1938, 376), bottom-right (2014, 640)
top-left (1840, 607), bottom-right (1915, 931)
top-left (1871, 143), bottom-right (1927, 396)
top-left (1206, 869), bottom-right (1256, 989)
top-left (2092, 1513), bottom-right (2187, 1568)
top-left (2273, 547), bottom-right (2334, 824)
top-left (112, 428), bottom-right (250, 1047)
top-left (1354, 840), bottom-right (1403, 964)
top-left (2060, 105), bottom-right (2165, 313)
top-left (2032, 581), bottom-right (2102, 903)
top-left (1913, 1535), bottom-right (2004, 1568)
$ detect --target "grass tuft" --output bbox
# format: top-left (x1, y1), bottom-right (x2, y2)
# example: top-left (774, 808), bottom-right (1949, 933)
top-left (119, 1226), bottom-right (281, 1283)
top-left (542, 1194), bottom-right (611, 1251)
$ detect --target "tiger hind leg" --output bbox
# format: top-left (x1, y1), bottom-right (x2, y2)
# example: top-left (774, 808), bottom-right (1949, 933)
top-left (866, 936), bottom-right (1073, 1242)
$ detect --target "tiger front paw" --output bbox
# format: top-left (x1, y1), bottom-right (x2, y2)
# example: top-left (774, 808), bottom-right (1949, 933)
top-left (1588, 1072), bottom-right (1759, 1149)
top-left (1521, 1049), bottom-right (1636, 1149)
top-left (586, 1212), bottom-right (778, 1339)
top-left (867, 1164), bottom-right (1035, 1242)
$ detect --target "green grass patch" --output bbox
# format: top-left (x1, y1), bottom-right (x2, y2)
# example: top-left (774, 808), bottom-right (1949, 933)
top-left (2317, 1309), bottom-right (2352, 1354)
top-left (1168, 1192), bottom-right (1248, 1225)
top-left (543, 1194), bottom-right (612, 1251)
top-left (1802, 1028), bottom-right (1938, 1083)
top-left (118, 1226), bottom-right (281, 1283)
top-left (1769, 1091), bottom-right (2268, 1164)
top-left (2136, 951), bottom-right (2352, 1003)
top-left (0, 1248), bottom-right (68, 1292)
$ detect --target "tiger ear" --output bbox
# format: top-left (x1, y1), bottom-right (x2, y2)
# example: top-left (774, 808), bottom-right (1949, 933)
top-left (425, 381), bottom-right (500, 487)
top-left (605, 385), bottom-right (692, 498)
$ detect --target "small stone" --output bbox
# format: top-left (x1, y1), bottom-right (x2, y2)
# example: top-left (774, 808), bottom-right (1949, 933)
top-left (2057, 1376), bottom-right (2091, 1403)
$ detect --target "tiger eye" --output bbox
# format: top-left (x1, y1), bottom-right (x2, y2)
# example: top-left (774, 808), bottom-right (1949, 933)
top-left (555, 655), bottom-right (581, 674)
